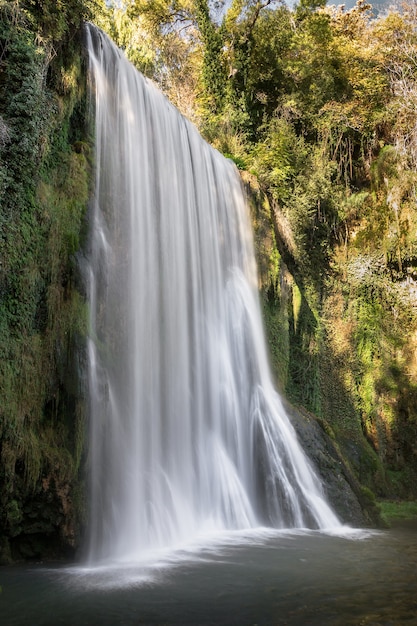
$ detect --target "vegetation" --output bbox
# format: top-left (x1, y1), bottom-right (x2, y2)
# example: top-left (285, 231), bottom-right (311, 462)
top-left (2, 0), bottom-right (417, 560)
top-left (0, 0), bottom-right (109, 562)
top-left (379, 500), bottom-right (417, 525)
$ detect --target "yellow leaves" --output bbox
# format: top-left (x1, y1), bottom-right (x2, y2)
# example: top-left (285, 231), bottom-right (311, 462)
top-left (372, 9), bottom-right (415, 56)
top-left (326, 0), bottom-right (372, 39)
top-left (224, 0), bottom-right (246, 31)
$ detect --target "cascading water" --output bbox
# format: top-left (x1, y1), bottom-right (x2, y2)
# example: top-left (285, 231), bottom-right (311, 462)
top-left (85, 24), bottom-right (340, 564)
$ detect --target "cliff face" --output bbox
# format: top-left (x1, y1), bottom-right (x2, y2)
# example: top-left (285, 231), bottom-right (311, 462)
top-left (244, 173), bottom-right (381, 526)
top-left (0, 5), bottom-right (90, 563)
top-left (245, 171), bottom-right (417, 511)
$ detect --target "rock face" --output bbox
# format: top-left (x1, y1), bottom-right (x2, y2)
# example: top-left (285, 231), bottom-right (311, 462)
top-left (0, 476), bottom-right (78, 565)
top-left (285, 400), bottom-right (382, 527)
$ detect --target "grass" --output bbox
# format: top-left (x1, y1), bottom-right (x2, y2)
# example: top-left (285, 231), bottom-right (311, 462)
top-left (378, 500), bottom-right (417, 525)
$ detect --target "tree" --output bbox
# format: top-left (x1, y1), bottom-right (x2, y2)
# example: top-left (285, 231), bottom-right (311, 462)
top-left (123, 0), bottom-right (282, 121)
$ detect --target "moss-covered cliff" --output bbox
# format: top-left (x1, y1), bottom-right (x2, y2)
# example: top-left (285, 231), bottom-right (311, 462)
top-left (0, 1), bottom-right (92, 563)
top-left (246, 171), bottom-right (417, 509)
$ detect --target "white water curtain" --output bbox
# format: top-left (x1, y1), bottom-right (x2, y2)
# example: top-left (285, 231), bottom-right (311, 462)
top-left (85, 23), bottom-right (340, 563)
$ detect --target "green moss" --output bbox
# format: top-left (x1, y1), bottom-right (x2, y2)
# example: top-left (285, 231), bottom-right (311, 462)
top-left (263, 298), bottom-right (290, 390)
top-left (316, 417), bottom-right (336, 440)
top-left (0, 4), bottom-right (91, 560)
top-left (292, 283), bottom-right (302, 332)
top-left (360, 485), bottom-right (376, 503)
top-left (5, 499), bottom-right (23, 535)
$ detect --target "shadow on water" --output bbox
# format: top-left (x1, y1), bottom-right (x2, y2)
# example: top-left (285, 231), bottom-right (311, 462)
top-left (1, 526), bottom-right (417, 626)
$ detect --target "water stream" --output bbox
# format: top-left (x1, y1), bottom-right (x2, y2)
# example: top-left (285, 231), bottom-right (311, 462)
top-left (84, 23), bottom-right (339, 565)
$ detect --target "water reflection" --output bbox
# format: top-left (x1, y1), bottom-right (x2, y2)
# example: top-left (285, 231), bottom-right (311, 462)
top-left (1, 525), bottom-right (417, 625)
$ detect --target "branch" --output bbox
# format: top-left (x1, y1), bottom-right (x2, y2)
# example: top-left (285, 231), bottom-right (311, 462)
top-left (245, 0), bottom-right (276, 40)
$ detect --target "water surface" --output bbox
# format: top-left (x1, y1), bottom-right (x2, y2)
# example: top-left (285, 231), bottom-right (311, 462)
top-left (2, 525), bottom-right (417, 625)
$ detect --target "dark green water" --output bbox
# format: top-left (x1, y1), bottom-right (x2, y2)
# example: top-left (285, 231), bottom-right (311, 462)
top-left (1, 525), bottom-right (417, 626)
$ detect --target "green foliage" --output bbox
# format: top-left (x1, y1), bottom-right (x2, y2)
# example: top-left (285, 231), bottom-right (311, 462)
top-left (244, 7), bottom-right (293, 128)
top-left (21, 0), bottom-right (99, 40)
top-left (252, 118), bottom-right (308, 203)
top-left (194, 0), bottom-right (226, 112)
top-left (229, 1), bottom-right (417, 498)
top-left (379, 499), bottom-right (417, 525)
top-left (0, 2), bottom-right (90, 559)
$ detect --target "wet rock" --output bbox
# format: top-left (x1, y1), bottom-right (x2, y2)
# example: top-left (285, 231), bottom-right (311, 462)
top-left (284, 399), bottom-right (383, 527)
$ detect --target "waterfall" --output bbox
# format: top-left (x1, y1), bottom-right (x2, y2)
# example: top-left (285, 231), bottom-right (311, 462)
top-left (84, 24), bottom-right (340, 563)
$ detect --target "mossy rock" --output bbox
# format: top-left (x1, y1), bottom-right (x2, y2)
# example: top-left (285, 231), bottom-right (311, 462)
top-left (285, 399), bottom-right (384, 527)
